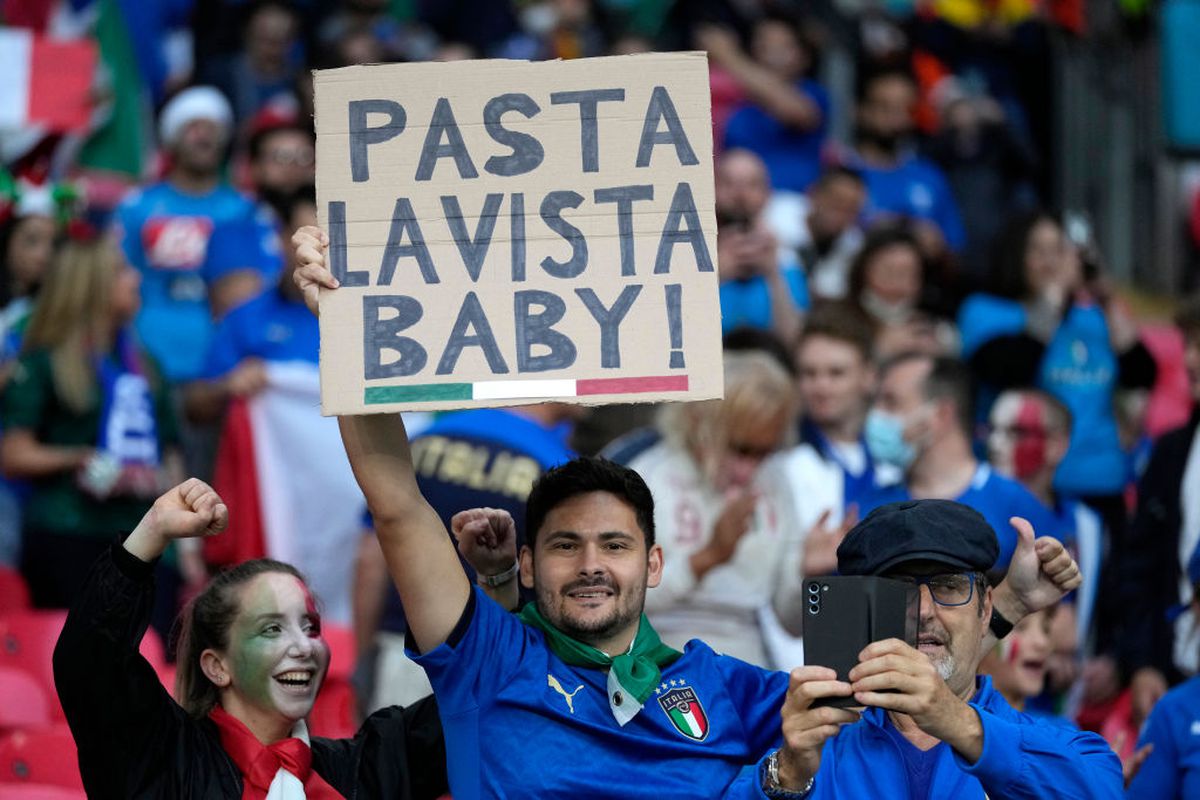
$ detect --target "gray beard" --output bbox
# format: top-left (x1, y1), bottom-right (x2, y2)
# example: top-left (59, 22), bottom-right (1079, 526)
top-left (934, 653), bottom-right (956, 683)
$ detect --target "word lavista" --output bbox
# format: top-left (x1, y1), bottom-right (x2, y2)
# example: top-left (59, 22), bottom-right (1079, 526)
top-left (327, 182), bottom-right (714, 287)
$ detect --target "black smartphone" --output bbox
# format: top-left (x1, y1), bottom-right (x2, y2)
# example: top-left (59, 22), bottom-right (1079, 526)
top-left (803, 576), bottom-right (920, 708)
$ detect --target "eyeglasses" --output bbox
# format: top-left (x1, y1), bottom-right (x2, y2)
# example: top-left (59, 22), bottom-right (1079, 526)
top-left (891, 572), bottom-right (977, 607)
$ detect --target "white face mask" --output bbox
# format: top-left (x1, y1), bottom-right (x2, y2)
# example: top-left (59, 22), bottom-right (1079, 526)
top-left (860, 288), bottom-right (914, 325)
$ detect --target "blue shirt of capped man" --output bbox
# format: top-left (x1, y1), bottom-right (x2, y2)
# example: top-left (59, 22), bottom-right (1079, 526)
top-left (756, 499), bottom-right (1123, 799)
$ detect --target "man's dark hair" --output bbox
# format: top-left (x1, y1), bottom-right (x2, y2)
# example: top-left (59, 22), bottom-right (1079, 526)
top-left (525, 457), bottom-right (656, 550)
top-left (880, 352), bottom-right (974, 437)
top-left (797, 302), bottom-right (875, 363)
top-left (248, 119), bottom-right (315, 162)
top-left (811, 165), bottom-right (866, 193)
top-left (856, 67), bottom-right (917, 104)
top-left (724, 326), bottom-right (795, 377)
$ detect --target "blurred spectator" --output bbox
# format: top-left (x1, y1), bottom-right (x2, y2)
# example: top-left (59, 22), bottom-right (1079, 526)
top-left (631, 349), bottom-right (841, 667)
top-left (494, 0), bottom-right (607, 60)
top-left (705, 15), bottom-right (830, 193)
top-left (765, 166), bottom-right (867, 301)
top-left (958, 212), bottom-right (1157, 546)
top-left (979, 606), bottom-right (1060, 715)
top-left (715, 149), bottom-right (809, 341)
top-left (0, 238), bottom-right (185, 625)
top-left (842, 69), bottom-right (966, 256)
top-left (847, 226), bottom-right (958, 358)
top-left (987, 388), bottom-right (1109, 720)
top-left (184, 186), bottom-right (317, 424)
top-left (0, 178), bottom-right (60, 361)
top-left (1117, 296), bottom-right (1200, 694)
top-left (358, 402), bottom-right (580, 709)
top-left (927, 81), bottom-right (1038, 283)
top-left (796, 304), bottom-right (889, 507)
top-left (244, 111), bottom-right (316, 215)
top-left (1127, 546), bottom-right (1200, 798)
top-left (207, 0), bottom-right (303, 125)
top-left (112, 87), bottom-right (282, 384)
top-left (859, 353), bottom-right (1062, 570)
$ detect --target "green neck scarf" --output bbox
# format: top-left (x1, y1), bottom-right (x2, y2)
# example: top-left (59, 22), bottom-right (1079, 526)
top-left (520, 603), bottom-right (681, 725)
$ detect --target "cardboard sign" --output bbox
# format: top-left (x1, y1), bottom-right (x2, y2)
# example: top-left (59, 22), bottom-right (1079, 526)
top-left (314, 53), bottom-right (723, 414)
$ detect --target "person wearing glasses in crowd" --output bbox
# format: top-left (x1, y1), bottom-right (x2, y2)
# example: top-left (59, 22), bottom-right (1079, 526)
top-left (769, 500), bottom-right (1123, 798)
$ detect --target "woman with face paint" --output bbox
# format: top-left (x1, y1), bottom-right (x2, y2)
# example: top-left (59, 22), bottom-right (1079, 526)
top-left (53, 478), bottom-right (448, 800)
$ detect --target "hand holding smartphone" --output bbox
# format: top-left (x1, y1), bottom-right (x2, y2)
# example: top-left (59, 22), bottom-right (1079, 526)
top-left (803, 576), bottom-right (919, 708)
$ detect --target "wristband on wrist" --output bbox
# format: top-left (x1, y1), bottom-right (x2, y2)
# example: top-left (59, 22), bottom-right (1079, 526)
top-left (477, 562), bottom-right (519, 587)
top-left (989, 607), bottom-right (1015, 639)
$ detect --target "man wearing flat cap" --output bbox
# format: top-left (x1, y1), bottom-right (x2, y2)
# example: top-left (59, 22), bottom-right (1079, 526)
top-left (757, 499), bottom-right (1123, 798)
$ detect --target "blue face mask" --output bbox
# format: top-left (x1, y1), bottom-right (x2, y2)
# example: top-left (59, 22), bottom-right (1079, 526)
top-left (864, 409), bottom-right (917, 470)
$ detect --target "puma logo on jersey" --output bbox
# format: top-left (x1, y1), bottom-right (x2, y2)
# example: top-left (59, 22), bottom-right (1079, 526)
top-left (548, 674), bottom-right (584, 714)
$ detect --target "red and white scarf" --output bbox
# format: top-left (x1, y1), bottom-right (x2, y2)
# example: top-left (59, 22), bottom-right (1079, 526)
top-left (209, 706), bottom-right (342, 800)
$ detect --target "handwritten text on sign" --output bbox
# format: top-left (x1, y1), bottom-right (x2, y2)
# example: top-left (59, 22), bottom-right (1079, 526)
top-left (314, 53), bottom-right (722, 413)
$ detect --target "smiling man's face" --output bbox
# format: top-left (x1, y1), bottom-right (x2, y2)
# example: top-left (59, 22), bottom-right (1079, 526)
top-left (520, 491), bottom-right (663, 654)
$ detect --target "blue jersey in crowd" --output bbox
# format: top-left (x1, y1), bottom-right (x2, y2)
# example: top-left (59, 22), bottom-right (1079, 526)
top-left (799, 418), bottom-right (880, 509)
top-left (959, 294), bottom-right (1130, 496)
top-left (113, 182), bottom-right (282, 382)
top-left (719, 266), bottom-right (810, 335)
top-left (859, 464), bottom-right (1064, 570)
top-left (200, 288), bottom-right (316, 379)
top-left (723, 79), bottom-right (831, 193)
top-left (378, 408), bottom-right (574, 635)
top-left (411, 587), bottom-right (788, 799)
top-left (763, 675), bottom-right (1122, 799)
top-left (854, 152), bottom-right (966, 253)
top-left (1127, 676), bottom-right (1200, 799)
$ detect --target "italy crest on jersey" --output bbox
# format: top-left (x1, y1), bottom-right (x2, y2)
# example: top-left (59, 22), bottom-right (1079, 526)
top-left (657, 682), bottom-right (709, 741)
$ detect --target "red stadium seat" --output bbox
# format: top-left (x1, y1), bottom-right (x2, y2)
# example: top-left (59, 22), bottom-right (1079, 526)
top-left (0, 726), bottom-right (82, 789)
top-left (0, 666), bottom-right (52, 732)
top-left (0, 612), bottom-right (67, 721)
top-left (0, 568), bottom-right (31, 614)
top-left (307, 677), bottom-right (357, 739)
top-left (322, 623), bottom-right (356, 682)
top-left (0, 784), bottom-right (87, 800)
top-left (0, 610), bottom-right (167, 721)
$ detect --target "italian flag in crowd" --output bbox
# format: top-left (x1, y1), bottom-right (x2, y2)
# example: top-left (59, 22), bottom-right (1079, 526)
top-left (0, 27), bottom-right (95, 131)
top-left (0, 0), bottom-right (151, 178)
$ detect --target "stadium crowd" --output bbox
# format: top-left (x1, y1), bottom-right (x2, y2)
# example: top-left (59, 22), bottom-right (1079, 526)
top-left (1, 0), bottom-right (1199, 797)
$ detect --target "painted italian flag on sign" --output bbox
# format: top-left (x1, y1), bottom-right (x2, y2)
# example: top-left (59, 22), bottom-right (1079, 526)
top-left (659, 686), bottom-right (709, 741)
top-left (0, 29), bottom-right (96, 132)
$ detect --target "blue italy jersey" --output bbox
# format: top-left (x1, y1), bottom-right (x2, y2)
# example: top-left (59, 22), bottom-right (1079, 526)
top-left (859, 465), bottom-right (1065, 570)
top-left (1037, 304), bottom-right (1126, 495)
top-left (412, 588), bottom-right (788, 799)
top-left (723, 79), bottom-right (831, 193)
top-left (1128, 676), bottom-right (1200, 799)
top-left (113, 182), bottom-right (281, 382)
top-left (201, 288), bottom-right (317, 379)
top-left (719, 266), bottom-right (810, 335)
top-left (856, 153), bottom-right (966, 253)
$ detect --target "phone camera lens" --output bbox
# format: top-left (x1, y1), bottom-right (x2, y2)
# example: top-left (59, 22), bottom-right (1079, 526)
top-left (807, 604), bottom-right (819, 615)
top-left (808, 583), bottom-right (820, 595)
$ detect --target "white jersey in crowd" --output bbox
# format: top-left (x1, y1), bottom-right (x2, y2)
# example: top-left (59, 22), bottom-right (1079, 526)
top-left (630, 440), bottom-right (842, 668)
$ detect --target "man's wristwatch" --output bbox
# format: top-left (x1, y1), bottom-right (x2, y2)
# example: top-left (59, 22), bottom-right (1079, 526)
top-left (760, 750), bottom-right (815, 798)
top-left (989, 607), bottom-right (1015, 639)
top-left (477, 562), bottom-right (519, 587)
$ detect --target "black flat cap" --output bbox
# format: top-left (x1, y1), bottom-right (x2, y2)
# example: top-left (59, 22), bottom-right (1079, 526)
top-left (837, 499), bottom-right (1000, 576)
